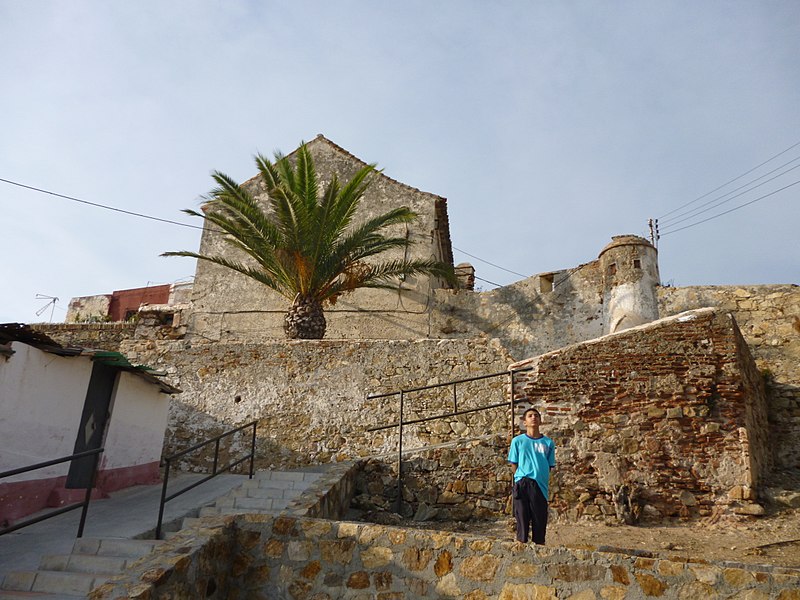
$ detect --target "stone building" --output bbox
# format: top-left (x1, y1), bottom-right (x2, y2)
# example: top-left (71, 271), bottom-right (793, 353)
top-left (186, 134), bottom-right (456, 342)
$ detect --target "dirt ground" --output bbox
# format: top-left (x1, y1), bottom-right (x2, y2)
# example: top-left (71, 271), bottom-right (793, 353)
top-left (387, 506), bottom-right (800, 569)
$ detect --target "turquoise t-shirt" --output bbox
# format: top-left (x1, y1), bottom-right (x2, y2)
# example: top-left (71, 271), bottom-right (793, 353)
top-left (508, 433), bottom-right (556, 498)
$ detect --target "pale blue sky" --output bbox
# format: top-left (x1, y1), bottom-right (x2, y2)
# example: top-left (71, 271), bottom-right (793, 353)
top-left (1, 1), bottom-right (798, 323)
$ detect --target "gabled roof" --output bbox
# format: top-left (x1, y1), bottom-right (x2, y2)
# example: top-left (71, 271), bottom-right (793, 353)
top-left (240, 134), bottom-right (455, 267)
top-left (0, 323), bottom-right (181, 394)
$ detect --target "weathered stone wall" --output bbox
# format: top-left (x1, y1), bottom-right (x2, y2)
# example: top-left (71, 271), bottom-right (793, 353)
top-left (118, 338), bottom-right (515, 470)
top-left (430, 264), bottom-right (605, 361)
top-left (65, 294), bottom-right (111, 323)
top-left (511, 309), bottom-right (770, 521)
top-left (90, 513), bottom-right (800, 599)
top-left (30, 322), bottom-right (136, 352)
top-left (660, 284), bottom-right (800, 471)
top-left (354, 437), bottom-right (512, 523)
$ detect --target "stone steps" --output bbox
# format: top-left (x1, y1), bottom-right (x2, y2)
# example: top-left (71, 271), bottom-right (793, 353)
top-left (162, 470), bottom-right (323, 534)
top-left (191, 470), bottom-right (322, 520)
top-left (0, 537), bottom-right (162, 598)
top-left (0, 469), bottom-right (326, 597)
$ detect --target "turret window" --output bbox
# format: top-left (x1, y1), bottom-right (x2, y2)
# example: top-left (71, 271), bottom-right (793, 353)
top-left (633, 259), bottom-right (641, 269)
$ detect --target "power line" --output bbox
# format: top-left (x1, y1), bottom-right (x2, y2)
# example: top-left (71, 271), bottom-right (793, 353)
top-left (657, 138), bottom-right (800, 220)
top-left (2, 177), bottom-right (529, 284)
top-left (660, 179), bottom-right (800, 237)
top-left (0, 177), bottom-right (205, 231)
top-left (659, 156), bottom-right (800, 226)
top-left (659, 164), bottom-right (800, 231)
top-left (474, 275), bottom-right (503, 288)
top-left (452, 245), bottom-right (528, 278)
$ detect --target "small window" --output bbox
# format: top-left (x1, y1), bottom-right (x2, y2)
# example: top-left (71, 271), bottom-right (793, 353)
top-left (540, 273), bottom-right (554, 293)
top-left (607, 263), bottom-right (617, 276)
top-left (633, 259), bottom-right (641, 269)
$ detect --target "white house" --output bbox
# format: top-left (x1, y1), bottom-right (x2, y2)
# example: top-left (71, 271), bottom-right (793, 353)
top-left (0, 324), bottom-right (179, 525)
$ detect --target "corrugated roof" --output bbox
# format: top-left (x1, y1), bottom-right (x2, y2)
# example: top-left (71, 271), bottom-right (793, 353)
top-left (0, 323), bottom-right (180, 394)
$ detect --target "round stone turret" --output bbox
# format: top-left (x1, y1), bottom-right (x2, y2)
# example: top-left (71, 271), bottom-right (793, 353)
top-left (598, 235), bottom-right (660, 334)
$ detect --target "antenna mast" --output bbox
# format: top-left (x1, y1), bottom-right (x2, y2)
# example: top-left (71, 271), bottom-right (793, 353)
top-left (35, 294), bottom-right (59, 323)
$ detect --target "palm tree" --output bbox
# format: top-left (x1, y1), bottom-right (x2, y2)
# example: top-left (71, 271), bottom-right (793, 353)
top-left (163, 143), bottom-right (456, 339)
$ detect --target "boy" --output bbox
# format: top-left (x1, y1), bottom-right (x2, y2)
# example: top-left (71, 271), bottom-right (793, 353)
top-left (508, 407), bottom-right (556, 544)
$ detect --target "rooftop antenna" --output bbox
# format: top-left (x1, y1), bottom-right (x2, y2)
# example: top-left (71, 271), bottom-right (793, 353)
top-left (35, 294), bottom-right (58, 323)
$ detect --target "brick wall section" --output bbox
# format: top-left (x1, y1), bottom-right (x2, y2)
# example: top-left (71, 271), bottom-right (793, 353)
top-left (31, 322), bottom-right (136, 351)
top-left (510, 308), bottom-right (770, 520)
top-left (90, 514), bottom-right (800, 599)
top-left (659, 284), bottom-right (800, 469)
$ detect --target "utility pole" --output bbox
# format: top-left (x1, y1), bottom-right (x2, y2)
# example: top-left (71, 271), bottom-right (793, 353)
top-left (648, 218), bottom-right (660, 249)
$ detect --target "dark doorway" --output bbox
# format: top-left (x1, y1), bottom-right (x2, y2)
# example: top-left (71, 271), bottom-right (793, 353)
top-left (66, 362), bottom-right (117, 488)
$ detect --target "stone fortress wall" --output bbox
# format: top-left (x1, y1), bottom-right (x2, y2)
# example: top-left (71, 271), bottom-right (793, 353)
top-left (33, 252), bottom-right (800, 491)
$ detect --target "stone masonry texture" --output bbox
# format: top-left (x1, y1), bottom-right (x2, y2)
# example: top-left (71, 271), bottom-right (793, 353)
top-left (90, 513), bottom-right (800, 599)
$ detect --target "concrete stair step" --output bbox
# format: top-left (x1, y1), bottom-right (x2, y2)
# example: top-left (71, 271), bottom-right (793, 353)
top-left (39, 553), bottom-right (129, 574)
top-left (200, 506), bottom-right (252, 517)
top-left (241, 472), bottom-right (322, 490)
top-left (1, 570), bottom-right (112, 595)
top-left (230, 486), bottom-right (300, 499)
top-left (71, 538), bottom-right (162, 559)
top-left (0, 591), bottom-right (86, 599)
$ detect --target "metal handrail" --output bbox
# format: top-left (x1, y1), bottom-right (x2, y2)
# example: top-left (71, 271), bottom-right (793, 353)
top-left (366, 366), bottom-right (533, 512)
top-left (0, 447), bottom-right (104, 538)
top-left (155, 420), bottom-right (257, 539)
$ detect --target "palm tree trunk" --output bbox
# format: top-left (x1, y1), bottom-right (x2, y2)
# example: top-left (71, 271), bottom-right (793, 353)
top-left (284, 295), bottom-right (327, 339)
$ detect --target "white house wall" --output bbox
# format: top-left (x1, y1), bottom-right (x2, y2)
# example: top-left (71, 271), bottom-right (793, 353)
top-left (0, 342), bottom-right (91, 482)
top-left (103, 371), bottom-right (169, 472)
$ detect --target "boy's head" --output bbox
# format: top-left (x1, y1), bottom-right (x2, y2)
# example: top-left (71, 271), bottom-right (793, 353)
top-left (522, 407), bottom-right (541, 420)
top-left (519, 407), bottom-right (542, 430)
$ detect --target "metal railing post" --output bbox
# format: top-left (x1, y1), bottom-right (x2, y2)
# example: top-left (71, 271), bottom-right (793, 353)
top-left (76, 450), bottom-right (101, 538)
top-left (396, 390), bottom-right (404, 514)
top-left (153, 420), bottom-right (258, 536)
top-left (155, 457), bottom-right (171, 540)
top-left (509, 369), bottom-right (516, 442)
top-left (249, 422), bottom-right (257, 479)
top-left (212, 438), bottom-right (220, 475)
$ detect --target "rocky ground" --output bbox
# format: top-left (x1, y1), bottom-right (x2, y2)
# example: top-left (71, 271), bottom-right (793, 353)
top-left (456, 509), bottom-right (800, 569)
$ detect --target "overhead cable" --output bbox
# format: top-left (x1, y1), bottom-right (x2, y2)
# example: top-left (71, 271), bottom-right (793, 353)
top-left (659, 163), bottom-right (800, 231)
top-left (1, 175), bottom-right (532, 287)
top-left (660, 179), bottom-right (800, 237)
top-left (0, 177), bottom-right (205, 231)
top-left (657, 138), bottom-right (800, 220)
top-left (452, 245), bottom-right (528, 278)
top-left (659, 158), bottom-right (800, 226)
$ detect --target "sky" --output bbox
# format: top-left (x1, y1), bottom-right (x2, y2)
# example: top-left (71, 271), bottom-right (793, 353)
top-left (1, 1), bottom-right (798, 323)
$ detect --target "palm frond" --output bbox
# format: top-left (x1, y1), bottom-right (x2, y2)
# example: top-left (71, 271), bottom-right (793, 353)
top-left (161, 251), bottom-right (296, 298)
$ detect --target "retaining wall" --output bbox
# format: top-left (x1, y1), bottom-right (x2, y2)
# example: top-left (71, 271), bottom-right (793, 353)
top-left (89, 514), bottom-right (800, 599)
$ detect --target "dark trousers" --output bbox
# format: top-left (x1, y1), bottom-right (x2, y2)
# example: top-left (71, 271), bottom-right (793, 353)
top-left (513, 477), bottom-right (548, 544)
